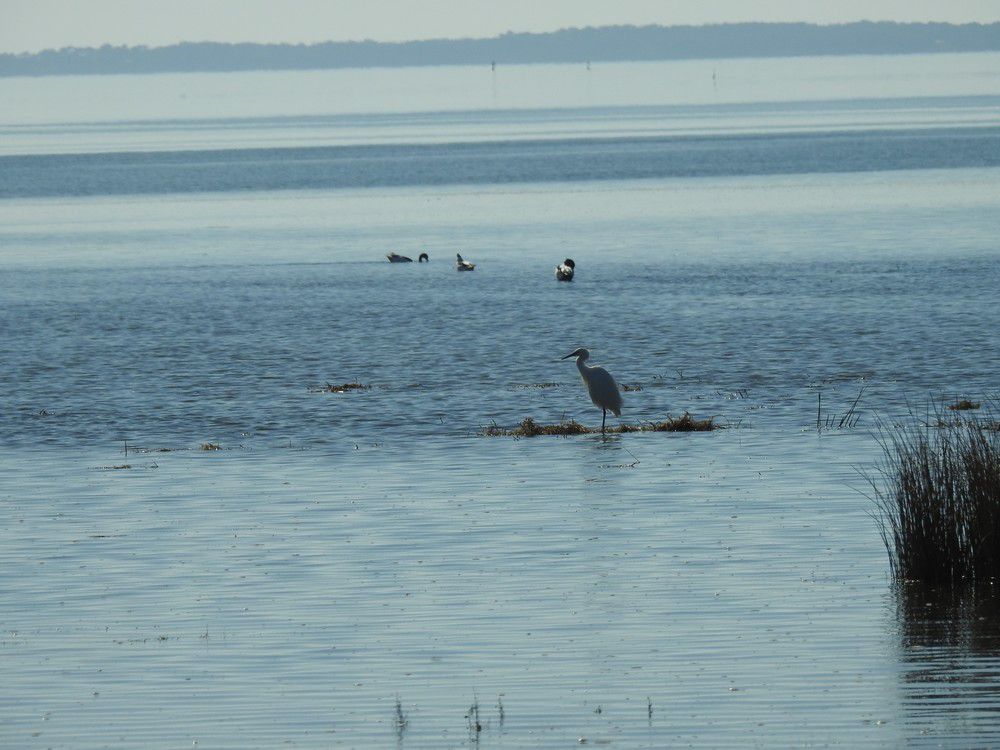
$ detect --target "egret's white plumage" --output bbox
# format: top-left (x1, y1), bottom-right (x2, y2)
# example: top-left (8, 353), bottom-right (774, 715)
top-left (562, 347), bottom-right (623, 434)
top-left (456, 253), bottom-right (476, 271)
top-left (387, 252), bottom-right (412, 263)
top-left (555, 258), bottom-right (575, 281)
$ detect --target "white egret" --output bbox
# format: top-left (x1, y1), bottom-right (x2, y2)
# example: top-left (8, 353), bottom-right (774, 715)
top-left (456, 253), bottom-right (476, 271)
top-left (387, 252), bottom-right (412, 263)
top-left (555, 258), bottom-right (575, 281)
top-left (418, 252), bottom-right (429, 262)
top-left (562, 347), bottom-right (623, 434)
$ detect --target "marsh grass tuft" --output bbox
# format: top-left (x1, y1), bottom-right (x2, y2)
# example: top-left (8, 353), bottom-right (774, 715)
top-left (869, 413), bottom-right (1000, 586)
top-left (482, 413), bottom-right (717, 436)
top-left (200, 442), bottom-right (221, 451)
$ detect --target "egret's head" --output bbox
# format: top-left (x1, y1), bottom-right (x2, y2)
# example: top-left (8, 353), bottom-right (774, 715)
top-left (561, 347), bottom-right (590, 361)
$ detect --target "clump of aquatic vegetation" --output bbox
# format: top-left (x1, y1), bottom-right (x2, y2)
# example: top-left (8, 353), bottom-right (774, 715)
top-left (611, 413), bottom-right (716, 432)
top-left (948, 399), bottom-right (981, 411)
top-left (200, 442), bottom-right (222, 451)
top-left (483, 417), bottom-right (590, 437)
top-left (934, 397), bottom-right (997, 429)
top-left (869, 411), bottom-right (1000, 586)
top-left (648, 412), bottom-right (716, 431)
top-left (312, 381), bottom-right (371, 393)
top-left (483, 413), bottom-right (717, 436)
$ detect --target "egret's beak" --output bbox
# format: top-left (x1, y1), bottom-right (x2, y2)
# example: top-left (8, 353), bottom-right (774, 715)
top-left (561, 351), bottom-right (576, 360)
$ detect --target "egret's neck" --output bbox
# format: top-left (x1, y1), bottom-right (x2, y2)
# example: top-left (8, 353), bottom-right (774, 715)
top-left (575, 356), bottom-right (590, 376)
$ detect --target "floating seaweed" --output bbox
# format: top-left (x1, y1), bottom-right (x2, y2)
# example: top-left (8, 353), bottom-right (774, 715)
top-left (483, 413), bottom-right (717, 436)
top-left (313, 381), bottom-right (372, 394)
top-left (948, 399), bottom-right (981, 411)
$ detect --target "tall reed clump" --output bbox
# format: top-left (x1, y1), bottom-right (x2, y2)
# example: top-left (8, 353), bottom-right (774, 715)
top-left (870, 416), bottom-right (1000, 586)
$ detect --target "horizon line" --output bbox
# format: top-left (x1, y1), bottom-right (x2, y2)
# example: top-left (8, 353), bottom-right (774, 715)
top-left (3, 19), bottom-right (999, 57)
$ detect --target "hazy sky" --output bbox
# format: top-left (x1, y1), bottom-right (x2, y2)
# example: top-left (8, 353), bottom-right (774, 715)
top-left (2, 0), bottom-right (998, 54)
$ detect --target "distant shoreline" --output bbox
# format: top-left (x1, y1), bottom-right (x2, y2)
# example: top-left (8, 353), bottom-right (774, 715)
top-left (1, 22), bottom-right (999, 78)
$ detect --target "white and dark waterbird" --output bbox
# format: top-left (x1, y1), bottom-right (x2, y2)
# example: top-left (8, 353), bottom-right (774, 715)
top-left (456, 253), bottom-right (476, 271)
top-left (555, 258), bottom-right (575, 282)
top-left (387, 252), bottom-right (412, 263)
top-left (418, 252), bottom-right (429, 262)
top-left (562, 347), bottom-right (623, 434)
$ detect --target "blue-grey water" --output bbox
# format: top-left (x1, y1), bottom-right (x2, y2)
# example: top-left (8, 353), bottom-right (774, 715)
top-left (3, 56), bottom-right (1000, 748)
top-left (5, 121), bottom-right (1000, 198)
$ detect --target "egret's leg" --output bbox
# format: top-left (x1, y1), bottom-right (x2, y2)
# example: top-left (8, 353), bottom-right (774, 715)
top-left (602, 408), bottom-right (607, 435)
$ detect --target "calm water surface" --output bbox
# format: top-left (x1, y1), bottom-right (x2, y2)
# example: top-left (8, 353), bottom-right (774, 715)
top-left (2, 54), bottom-right (1000, 747)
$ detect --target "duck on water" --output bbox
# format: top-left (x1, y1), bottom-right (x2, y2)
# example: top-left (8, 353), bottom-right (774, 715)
top-left (556, 258), bottom-right (575, 281)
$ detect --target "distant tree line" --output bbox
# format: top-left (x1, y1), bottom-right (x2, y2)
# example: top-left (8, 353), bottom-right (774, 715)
top-left (2, 22), bottom-right (998, 77)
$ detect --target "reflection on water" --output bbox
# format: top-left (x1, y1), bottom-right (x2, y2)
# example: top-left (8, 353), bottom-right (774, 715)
top-left (0, 435), bottom-right (902, 748)
top-left (896, 583), bottom-right (1000, 745)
